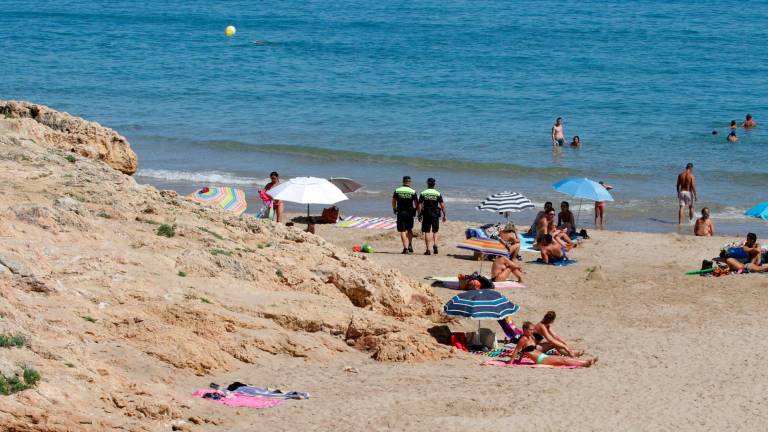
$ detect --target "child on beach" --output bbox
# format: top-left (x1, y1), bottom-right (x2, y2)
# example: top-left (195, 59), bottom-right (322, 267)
top-left (694, 208), bottom-right (714, 236)
top-left (594, 181), bottom-right (613, 227)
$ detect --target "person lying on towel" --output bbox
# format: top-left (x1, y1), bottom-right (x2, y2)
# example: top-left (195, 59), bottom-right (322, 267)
top-left (509, 322), bottom-right (597, 368)
top-left (723, 233), bottom-right (768, 273)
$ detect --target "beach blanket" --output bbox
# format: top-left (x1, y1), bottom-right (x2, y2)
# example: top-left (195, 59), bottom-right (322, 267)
top-left (481, 359), bottom-right (581, 369)
top-left (519, 234), bottom-right (537, 253)
top-left (192, 389), bottom-right (286, 409)
top-left (336, 216), bottom-right (396, 230)
top-left (527, 259), bottom-right (578, 267)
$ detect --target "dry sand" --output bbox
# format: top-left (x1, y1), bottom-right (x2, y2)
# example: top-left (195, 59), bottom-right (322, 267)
top-left (2, 104), bottom-right (768, 431)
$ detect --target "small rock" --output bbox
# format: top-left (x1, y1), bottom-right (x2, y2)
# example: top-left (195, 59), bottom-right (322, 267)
top-left (171, 421), bottom-right (190, 431)
top-left (343, 366), bottom-right (359, 374)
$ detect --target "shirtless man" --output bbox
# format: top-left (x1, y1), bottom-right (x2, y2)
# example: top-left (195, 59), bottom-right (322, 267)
top-left (676, 163), bottom-right (697, 224)
top-left (551, 117), bottom-right (565, 146)
top-left (725, 233), bottom-right (763, 271)
top-left (539, 234), bottom-right (568, 264)
top-left (742, 113), bottom-right (757, 129)
top-left (694, 208), bottom-right (714, 236)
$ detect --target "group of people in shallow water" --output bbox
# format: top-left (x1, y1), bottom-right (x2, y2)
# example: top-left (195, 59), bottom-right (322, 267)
top-left (507, 311), bottom-right (598, 368)
top-left (714, 113), bottom-right (758, 143)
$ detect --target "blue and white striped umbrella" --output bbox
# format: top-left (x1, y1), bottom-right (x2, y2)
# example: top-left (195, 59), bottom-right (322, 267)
top-left (443, 290), bottom-right (520, 320)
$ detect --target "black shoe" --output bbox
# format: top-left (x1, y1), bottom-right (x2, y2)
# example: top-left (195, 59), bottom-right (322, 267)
top-left (433, 245), bottom-right (438, 255)
top-left (402, 248), bottom-right (408, 254)
top-left (424, 250), bottom-right (431, 256)
top-left (408, 245), bottom-right (413, 253)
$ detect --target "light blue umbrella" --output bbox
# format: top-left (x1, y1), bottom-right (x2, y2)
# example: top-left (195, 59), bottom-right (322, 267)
top-left (553, 177), bottom-right (614, 226)
top-left (553, 177), bottom-right (614, 202)
top-left (745, 202), bottom-right (768, 220)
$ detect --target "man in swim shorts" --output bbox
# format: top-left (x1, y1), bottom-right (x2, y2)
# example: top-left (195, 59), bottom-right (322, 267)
top-left (725, 233), bottom-right (761, 271)
top-left (551, 117), bottom-right (566, 147)
top-left (418, 178), bottom-right (447, 256)
top-left (392, 176), bottom-right (419, 254)
top-left (676, 163), bottom-right (697, 224)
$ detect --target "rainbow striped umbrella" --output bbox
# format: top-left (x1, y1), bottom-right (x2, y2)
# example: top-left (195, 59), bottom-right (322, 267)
top-left (188, 186), bottom-right (247, 216)
top-left (457, 238), bottom-right (510, 258)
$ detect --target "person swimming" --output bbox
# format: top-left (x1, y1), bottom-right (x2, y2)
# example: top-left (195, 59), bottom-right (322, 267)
top-left (570, 135), bottom-right (581, 147)
top-left (742, 113), bottom-right (757, 129)
top-left (727, 130), bottom-right (738, 142)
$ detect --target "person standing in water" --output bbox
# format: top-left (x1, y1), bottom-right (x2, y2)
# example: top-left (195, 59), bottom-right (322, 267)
top-left (264, 171), bottom-right (284, 223)
top-left (676, 163), bottom-right (697, 224)
top-left (594, 181), bottom-right (613, 227)
top-left (392, 176), bottom-right (419, 254)
top-left (551, 117), bottom-right (566, 146)
top-left (742, 113), bottom-right (757, 129)
top-left (418, 178), bottom-right (447, 256)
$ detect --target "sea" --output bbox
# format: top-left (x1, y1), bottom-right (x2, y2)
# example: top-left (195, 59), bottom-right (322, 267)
top-left (2, 0), bottom-right (767, 236)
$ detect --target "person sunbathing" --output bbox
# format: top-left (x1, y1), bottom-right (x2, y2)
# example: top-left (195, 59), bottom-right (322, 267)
top-left (694, 207), bottom-right (714, 236)
top-left (539, 234), bottom-right (569, 264)
top-left (532, 311), bottom-right (583, 357)
top-left (498, 223), bottom-right (520, 261)
top-left (490, 256), bottom-right (524, 283)
top-left (509, 322), bottom-right (597, 367)
top-left (724, 233), bottom-right (761, 271)
top-left (528, 202), bottom-right (554, 237)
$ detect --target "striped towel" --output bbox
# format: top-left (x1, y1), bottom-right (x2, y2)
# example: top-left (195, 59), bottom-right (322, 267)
top-left (481, 359), bottom-right (581, 369)
top-left (336, 216), bottom-right (397, 230)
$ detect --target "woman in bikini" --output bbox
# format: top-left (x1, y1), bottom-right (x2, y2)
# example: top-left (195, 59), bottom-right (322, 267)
top-left (490, 223), bottom-right (524, 283)
top-left (532, 311), bottom-right (583, 357)
top-left (264, 171), bottom-right (284, 223)
top-left (509, 322), bottom-right (597, 367)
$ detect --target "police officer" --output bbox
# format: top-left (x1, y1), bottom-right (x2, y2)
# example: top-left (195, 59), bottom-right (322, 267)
top-left (392, 176), bottom-right (419, 254)
top-left (418, 177), bottom-right (447, 255)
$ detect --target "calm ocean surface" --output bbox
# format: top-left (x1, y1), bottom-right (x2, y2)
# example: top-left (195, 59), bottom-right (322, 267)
top-left (2, 1), bottom-right (767, 235)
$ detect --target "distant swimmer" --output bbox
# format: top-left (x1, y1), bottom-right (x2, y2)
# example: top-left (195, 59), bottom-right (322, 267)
top-left (551, 117), bottom-right (566, 147)
top-left (676, 163), bottom-right (697, 224)
top-left (730, 120), bottom-right (738, 129)
top-left (742, 113), bottom-right (757, 129)
top-left (727, 130), bottom-right (738, 142)
top-left (570, 135), bottom-right (581, 147)
top-left (694, 207), bottom-right (714, 236)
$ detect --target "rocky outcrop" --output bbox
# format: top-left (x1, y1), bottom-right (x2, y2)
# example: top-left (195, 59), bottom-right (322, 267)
top-left (0, 109), bottom-right (450, 431)
top-left (0, 100), bottom-right (138, 174)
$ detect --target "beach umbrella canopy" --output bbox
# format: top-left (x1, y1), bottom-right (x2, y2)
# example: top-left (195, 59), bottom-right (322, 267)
top-left (267, 176), bottom-right (348, 218)
top-left (329, 177), bottom-right (364, 194)
top-left (443, 289), bottom-right (520, 320)
top-left (457, 238), bottom-right (510, 258)
top-left (476, 191), bottom-right (534, 218)
top-left (745, 201), bottom-right (768, 220)
top-left (188, 186), bottom-right (247, 216)
top-left (552, 177), bottom-right (614, 202)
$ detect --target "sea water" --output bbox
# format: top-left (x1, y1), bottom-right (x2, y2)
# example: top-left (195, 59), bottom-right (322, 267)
top-left (2, 0), bottom-right (767, 236)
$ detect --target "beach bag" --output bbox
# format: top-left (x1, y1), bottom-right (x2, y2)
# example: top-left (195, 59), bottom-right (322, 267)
top-left (319, 206), bottom-right (339, 224)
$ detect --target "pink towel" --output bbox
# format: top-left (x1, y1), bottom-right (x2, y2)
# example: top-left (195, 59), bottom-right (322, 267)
top-left (441, 281), bottom-right (525, 290)
top-left (192, 389), bottom-right (286, 409)
top-left (481, 359), bottom-right (581, 369)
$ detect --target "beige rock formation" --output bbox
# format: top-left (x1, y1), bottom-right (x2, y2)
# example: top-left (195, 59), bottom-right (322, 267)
top-left (0, 100), bottom-right (138, 174)
top-left (0, 110), bottom-right (449, 431)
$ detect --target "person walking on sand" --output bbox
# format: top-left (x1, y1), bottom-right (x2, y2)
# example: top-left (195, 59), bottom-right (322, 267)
top-left (742, 113), bottom-right (757, 129)
top-left (392, 176), bottom-right (419, 254)
top-left (676, 163), bottom-right (697, 224)
top-left (264, 171), bottom-right (284, 223)
top-left (694, 207), bottom-right (714, 236)
top-left (551, 117), bottom-right (566, 147)
top-left (418, 178), bottom-right (446, 255)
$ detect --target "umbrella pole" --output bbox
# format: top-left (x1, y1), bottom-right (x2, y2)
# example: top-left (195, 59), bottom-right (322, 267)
top-left (577, 198), bottom-right (583, 228)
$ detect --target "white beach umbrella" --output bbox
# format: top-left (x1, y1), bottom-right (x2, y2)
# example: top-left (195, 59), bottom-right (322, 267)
top-left (267, 176), bottom-right (348, 218)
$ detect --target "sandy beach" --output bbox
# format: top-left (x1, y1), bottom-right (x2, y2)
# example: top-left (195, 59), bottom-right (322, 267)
top-left (2, 102), bottom-right (768, 432)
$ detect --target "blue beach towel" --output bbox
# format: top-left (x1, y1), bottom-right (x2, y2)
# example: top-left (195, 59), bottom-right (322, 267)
top-left (527, 259), bottom-right (578, 267)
